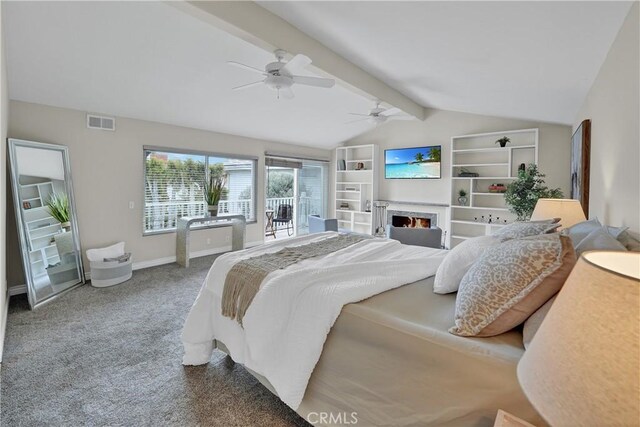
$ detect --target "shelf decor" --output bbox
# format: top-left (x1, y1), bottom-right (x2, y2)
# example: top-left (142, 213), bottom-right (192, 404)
top-left (448, 128), bottom-right (538, 248)
top-left (335, 144), bottom-right (378, 234)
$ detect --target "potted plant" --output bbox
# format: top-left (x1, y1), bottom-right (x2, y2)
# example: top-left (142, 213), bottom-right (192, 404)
top-left (458, 189), bottom-right (468, 206)
top-left (496, 136), bottom-right (510, 148)
top-left (504, 164), bottom-right (563, 220)
top-left (204, 173), bottom-right (227, 217)
top-left (46, 193), bottom-right (71, 231)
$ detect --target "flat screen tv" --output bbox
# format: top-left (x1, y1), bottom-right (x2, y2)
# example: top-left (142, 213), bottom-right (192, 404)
top-left (385, 145), bottom-right (441, 179)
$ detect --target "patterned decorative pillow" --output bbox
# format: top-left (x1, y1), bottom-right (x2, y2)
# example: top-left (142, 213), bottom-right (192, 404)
top-left (450, 234), bottom-right (576, 337)
top-left (493, 221), bottom-right (560, 240)
top-left (433, 235), bottom-right (503, 294)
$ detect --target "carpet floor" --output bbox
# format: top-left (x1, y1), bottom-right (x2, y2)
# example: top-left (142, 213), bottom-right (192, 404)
top-left (1, 255), bottom-right (310, 426)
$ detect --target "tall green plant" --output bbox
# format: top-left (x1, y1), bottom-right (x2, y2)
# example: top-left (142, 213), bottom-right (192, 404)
top-left (204, 173), bottom-right (227, 206)
top-left (46, 193), bottom-right (70, 224)
top-left (504, 164), bottom-right (563, 221)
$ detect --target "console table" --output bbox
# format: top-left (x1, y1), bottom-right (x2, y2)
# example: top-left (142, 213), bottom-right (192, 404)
top-left (176, 215), bottom-right (246, 268)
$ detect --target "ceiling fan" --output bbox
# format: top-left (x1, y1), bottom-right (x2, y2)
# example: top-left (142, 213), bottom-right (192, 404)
top-left (228, 49), bottom-right (335, 99)
top-left (346, 103), bottom-right (414, 125)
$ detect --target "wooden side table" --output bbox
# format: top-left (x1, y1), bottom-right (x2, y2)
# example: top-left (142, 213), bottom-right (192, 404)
top-left (494, 410), bottom-right (537, 427)
top-left (265, 209), bottom-right (276, 238)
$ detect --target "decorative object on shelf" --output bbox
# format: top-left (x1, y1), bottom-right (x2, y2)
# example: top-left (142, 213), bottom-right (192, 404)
top-left (571, 119), bottom-right (591, 217)
top-left (344, 186), bottom-right (357, 191)
top-left (22, 201), bottom-right (31, 210)
top-left (46, 192), bottom-right (71, 231)
top-left (457, 189), bottom-right (468, 206)
top-left (204, 172), bottom-right (227, 217)
top-left (495, 136), bottom-right (510, 147)
top-left (488, 183), bottom-right (507, 193)
top-left (518, 163), bottom-right (526, 173)
top-left (338, 159), bottom-right (346, 171)
top-left (504, 164), bottom-right (563, 221)
top-left (355, 162), bottom-right (365, 170)
top-left (365, 200), bottom-right (371, 212)
top-left (530, 198), bottom-right (586, 230)
top-left (339, 202), bottom-right (350, 210)
top-left (517, 251), bottom-right (640, 427)
top-left (458, 168), bottom-right (479, 177)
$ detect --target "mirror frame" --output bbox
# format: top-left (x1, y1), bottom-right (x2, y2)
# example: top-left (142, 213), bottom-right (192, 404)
top-left (8, 138), bottom-right (85, 309)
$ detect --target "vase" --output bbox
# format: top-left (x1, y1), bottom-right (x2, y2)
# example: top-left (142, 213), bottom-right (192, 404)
top-left (458, 196), bottom-right (468, 206)
top-left (61, 221), bottom-right (71, 232)
top-left (499, 141), bottom-right (507, 147)
top-left (208, 205), bottom-right (218, 217)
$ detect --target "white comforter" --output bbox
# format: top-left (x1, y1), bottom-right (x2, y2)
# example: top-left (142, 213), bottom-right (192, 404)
top-left (182, 232), bottom-right (447, 409)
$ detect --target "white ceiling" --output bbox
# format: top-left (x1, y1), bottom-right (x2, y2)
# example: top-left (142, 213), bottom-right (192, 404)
top-left (260, 1), bottom-right (632, 125)
top-left (3, 1), bottom-right (378, 148)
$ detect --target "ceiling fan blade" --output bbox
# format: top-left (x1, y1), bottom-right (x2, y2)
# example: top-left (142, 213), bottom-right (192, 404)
top-left (380, 107), bottom-right (402, 116)
top-left (232, 80), bottom-right (264, 90)
top-left (279, 87), bottom-right (295, 100)
top-left (388, 114), bottom-right (414, 121)
top-left (292, 75), bottom-right (335, 88)
top-left (348, 113), bottom-right (371, 117)
top-left (344, 117), bottom-right (370, 125)
top-left (281, 54), bottom-right (312, 75)
top-left (227, 61), bottom-right (265, 75)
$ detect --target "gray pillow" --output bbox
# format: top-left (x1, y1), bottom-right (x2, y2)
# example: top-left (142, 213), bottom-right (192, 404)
top-left (574, 226), bottom-right (627, 256)
top-left (564, 218), bottom-right (602, 246)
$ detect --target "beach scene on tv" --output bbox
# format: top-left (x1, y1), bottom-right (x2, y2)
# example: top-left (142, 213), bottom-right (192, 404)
top-left (385, 146), bottom-right (441, 179)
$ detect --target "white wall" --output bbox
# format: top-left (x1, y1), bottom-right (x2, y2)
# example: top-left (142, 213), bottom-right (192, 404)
top-left (575, 3), bottom-right (639, 232)
top-left (7, 100), bottom-right (330, 287)
top-left (344, 109), bottom-right (572, 233)
top-left (0, 0), bottom-right (9, 360)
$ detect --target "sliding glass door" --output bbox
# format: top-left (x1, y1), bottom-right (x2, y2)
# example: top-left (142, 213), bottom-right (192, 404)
top-left (265, 157), bottom-right (328, 239)
top-left (296, 160), bottom-right (328, 236)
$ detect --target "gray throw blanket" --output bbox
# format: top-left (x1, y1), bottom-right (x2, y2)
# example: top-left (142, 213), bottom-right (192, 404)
top-left (222, 234), bottom-right (365, 325)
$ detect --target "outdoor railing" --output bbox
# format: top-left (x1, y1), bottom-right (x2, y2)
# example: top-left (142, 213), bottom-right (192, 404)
top-left (144, 196), bottom-right (320, 232)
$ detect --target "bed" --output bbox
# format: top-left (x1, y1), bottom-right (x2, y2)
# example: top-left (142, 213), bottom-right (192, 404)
top-left (182, 232), bottom-right (544, 426)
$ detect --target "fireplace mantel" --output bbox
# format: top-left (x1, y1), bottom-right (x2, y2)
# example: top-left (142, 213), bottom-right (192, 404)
top-left (377, 199), bottom-right (450, 208)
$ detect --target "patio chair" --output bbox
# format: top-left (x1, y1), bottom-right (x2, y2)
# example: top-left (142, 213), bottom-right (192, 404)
top-left (272, 204), bottom-right (294, 236)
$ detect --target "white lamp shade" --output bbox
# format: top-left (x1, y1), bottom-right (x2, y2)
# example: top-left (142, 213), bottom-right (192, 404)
top-left (530, 198), bottom-right (586, 229)
top-left (517, 251), bottom-right (640, 426)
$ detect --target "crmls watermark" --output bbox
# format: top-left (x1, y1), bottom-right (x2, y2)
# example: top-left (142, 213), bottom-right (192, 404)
top-left (306, 412), bottom-right (358, 425)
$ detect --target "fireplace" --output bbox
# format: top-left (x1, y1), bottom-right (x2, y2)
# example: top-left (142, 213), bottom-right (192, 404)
top-left (388, 210), bottom-right (438, 229)
top-left (392, 215), bottom-right (431, 228)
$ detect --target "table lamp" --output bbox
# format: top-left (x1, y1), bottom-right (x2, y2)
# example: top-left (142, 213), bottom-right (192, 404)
top-left (530, 198), bottom-right (587, 230)
top-left (517, 251), bottom-right (640, 426)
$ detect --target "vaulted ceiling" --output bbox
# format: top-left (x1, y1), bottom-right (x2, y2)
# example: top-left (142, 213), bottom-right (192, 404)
top-left (259, 1), bottom-right (632, 125)
top-left (3, 1), bottom-right (632, 149)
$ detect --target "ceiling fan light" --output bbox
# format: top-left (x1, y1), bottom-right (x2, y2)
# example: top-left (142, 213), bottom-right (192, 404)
top-left (369, 115), bottom-right (387, 124)
top-left (265, 75), bottom-right (293, 91)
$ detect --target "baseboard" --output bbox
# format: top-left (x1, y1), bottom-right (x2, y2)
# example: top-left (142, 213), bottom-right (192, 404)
top-left (0, 287), bottom-right (9, 364)
top-left (131, 240), bottom-right (263, 272)
top-left (8, 285), bottom-right (27, 297)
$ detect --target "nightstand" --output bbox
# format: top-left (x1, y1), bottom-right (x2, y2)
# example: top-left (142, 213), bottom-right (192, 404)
top-left (493, 410), bottom-right (537, 427)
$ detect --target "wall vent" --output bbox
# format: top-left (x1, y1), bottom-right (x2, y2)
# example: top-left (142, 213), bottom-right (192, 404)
top-left (87, 114), bottom-right (115, 131)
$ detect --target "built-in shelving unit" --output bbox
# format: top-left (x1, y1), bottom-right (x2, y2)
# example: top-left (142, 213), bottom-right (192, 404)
top-left (335, 144), bottom-right (378, 234)
top-left (448, 129), bottom-right (538, 248)
top-left (19, 181), bottom-right (63, 278)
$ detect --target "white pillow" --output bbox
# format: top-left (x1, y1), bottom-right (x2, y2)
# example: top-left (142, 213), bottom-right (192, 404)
top-left (564, 218), bottom-right (601, 246)
top-left (433, 235), bottom-right (502, 294)
top-left (86, 242), bottom-right (126, 262)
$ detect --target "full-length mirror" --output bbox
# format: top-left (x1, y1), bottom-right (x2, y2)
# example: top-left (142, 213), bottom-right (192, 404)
top-left (8, 139), bottom-right (84, 309)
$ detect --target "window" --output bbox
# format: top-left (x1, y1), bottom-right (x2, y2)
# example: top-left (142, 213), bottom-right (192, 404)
top-left (143, 148), bottom-right (257, 234)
